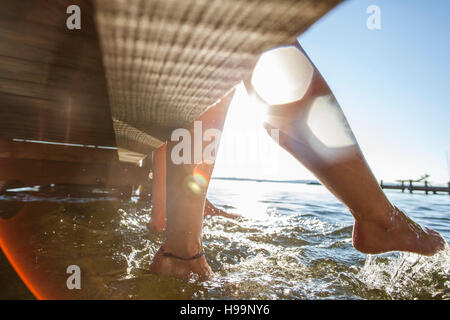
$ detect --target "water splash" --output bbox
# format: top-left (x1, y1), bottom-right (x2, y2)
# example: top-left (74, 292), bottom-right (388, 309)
top-left (1, 180), bottom-right (449, 300)
top-left (357, 244), bottom-right (450, 299)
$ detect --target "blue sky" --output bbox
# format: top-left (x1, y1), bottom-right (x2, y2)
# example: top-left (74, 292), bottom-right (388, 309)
top-left (213, 0), bottom-right (450, 184)
top-left (298, 0), bottom-right (450, 184)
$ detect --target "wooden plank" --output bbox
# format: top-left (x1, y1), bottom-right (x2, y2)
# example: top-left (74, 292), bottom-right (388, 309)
top-left (0, 93), bottom-right (116, 147)
top-left (0, 0), bottom-right (97, 30)
top-left (0, 79), bottom-right (110, 110)
top-left (0, 139), bottom-right (119, 164)
top-left (0, 0), bottom-right (116, 147)
top-left (0, 65), bottom-right (106, 98)
top-left (380, 181), bottom-right (450, 194)
top-left (0, 158), bottom-right (148, 189)
top-left (117, 148), bottom-right (147, 164)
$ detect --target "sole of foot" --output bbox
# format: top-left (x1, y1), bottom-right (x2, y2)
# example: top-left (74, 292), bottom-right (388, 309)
top-left (353, 207), bottom-right (446, 256)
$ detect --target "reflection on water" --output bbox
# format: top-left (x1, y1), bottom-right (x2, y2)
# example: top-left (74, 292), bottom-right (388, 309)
top-left (0, 180), bottom-right (449, 299)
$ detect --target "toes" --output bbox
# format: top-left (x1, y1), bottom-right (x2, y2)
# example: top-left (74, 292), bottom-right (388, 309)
top-left (424, 228), bottom-right (446, 253)
top-left (433, 233), bottom-right (446, 250)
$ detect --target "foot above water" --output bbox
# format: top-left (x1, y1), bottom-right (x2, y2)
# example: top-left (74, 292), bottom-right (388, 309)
top-left (353, 206), bottom-right (446, 256)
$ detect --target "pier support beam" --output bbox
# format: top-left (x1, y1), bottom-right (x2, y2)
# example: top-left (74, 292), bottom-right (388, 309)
top-left (380, 180), bottom-right (450, 195)
top-left (0, 139), bottom-right (150, 196)
top-left (0, 158), bottom-right (147, 191)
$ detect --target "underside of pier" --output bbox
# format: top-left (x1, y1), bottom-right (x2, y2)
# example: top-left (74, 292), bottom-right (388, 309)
top-left (0, 0), bottom-right (341, 195)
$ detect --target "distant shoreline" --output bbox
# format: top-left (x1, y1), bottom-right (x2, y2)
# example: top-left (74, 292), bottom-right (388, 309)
top-left (211, 177), bottom-right (322, 185)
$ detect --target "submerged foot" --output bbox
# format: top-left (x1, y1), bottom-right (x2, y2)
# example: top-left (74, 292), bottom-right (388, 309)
top-left (148, 199), bottom-right (239, 233)
top-left (205, 211), bottom-right (241, 219)
top-left (204, 199), bottom-right (241, 219)
top-left (353, 206), bottom-right (446, 256)
top-left (150, 246), bottom-right (213, 281)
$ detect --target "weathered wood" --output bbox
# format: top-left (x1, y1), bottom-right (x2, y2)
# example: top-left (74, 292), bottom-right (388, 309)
top-left (0, 158), bottom-right (148, 189)
top-left (0, 92), bottom-right (115, 146)
top-left (2, 184), bottom-right (133, 199)
top-left (94, 0), bottom-right (342, 154)
top-left (117, 148), bottom-right (147, 164)
top-left (380, 180), bottom-right (450, 195)
top-left (0, 138), bottom-right (119, 164)
top-left (0, 0), bottom-right (116, 147)
top-left (0, 0), bottom-right (341, 157)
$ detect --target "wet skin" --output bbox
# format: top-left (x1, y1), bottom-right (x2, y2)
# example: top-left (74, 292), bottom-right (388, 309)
top-left (150, 92), bottom-right (234, 280)
top-left (147, 140), bottom-right (239, 234)
top-left (258, 43), bottom-right (446, 257)
top-left (150, 43), bottom-right (446, 281)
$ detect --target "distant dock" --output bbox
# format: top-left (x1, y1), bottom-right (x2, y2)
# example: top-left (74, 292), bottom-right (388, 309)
top-left (380, 180), bottom-right (450, 195)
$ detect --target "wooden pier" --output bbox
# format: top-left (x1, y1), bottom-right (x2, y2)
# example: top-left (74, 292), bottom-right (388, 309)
top-left (380, 180), bottom-right (450, 195)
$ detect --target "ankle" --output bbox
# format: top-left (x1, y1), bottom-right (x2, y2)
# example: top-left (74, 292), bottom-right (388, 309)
top-left (163, 238), bottom-right (203, 258)
top-left (352, 205), bottom-right (396, 231)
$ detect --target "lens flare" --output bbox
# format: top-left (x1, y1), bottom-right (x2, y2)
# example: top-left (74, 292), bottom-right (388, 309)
top-left (185, 168), bottom-right (209, 195)
top-left (187, 180), bottom-right (202, 194)
top-left (0, 206), bottom-right (44, 299)
top-left (251, 46), bottom-right (314, 106)
top-left (193, 171), bottom-right (208, 187)
top-left (306, 95), bottom-right (356, 148)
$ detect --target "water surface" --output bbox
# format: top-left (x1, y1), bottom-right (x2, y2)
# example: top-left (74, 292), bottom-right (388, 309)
top-left (0, 179), bottom-right (448, 299)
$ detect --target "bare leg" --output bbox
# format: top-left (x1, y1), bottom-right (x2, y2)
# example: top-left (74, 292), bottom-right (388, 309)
top-left (148, 194), bottom-right (239, 233)
top-left (147, 146), bottom-right (239, 233)
top-left (249, 43), bottom-right (445, 256)
top-left (150, 91), bottom-right (234, 280)
top-left (147, 143), bottom-right (167, 232)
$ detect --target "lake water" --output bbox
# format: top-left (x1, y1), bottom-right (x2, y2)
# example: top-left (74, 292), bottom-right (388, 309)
top-left (0, 179), bottom-right (449, 299)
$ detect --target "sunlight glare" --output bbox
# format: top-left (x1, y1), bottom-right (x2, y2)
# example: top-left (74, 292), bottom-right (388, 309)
top-left (211, 83), bottom-right (280, 179)
top-left (306, 95), bottom-right (356, 148)
top-left (251, 46), bottom-right (314, 105)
